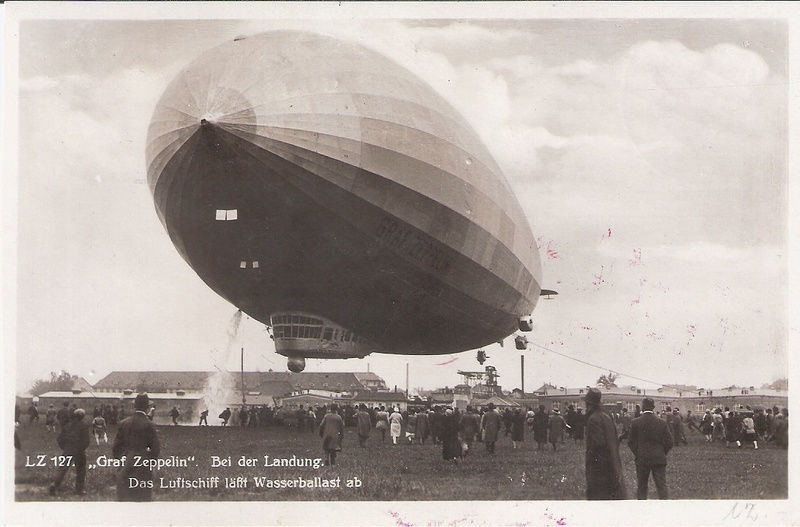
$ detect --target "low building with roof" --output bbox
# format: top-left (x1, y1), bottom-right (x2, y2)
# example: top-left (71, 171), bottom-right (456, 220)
top-left (535, 384), bottom-right (788, 415)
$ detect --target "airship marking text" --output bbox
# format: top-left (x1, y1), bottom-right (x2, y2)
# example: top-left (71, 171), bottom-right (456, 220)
top-left (375, 217), bottom-right (451, 272)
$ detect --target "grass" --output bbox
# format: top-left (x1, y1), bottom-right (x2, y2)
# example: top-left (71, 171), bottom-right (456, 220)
top-left (13, 420), bottom-right (787, 501)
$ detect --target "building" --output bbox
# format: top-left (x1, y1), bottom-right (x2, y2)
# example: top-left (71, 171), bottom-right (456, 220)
top-left (93, 370), bottom-right (387, 396)
top-left (35, 370), bottom-right (391, 425)
top-left (535, 384), bottom-right (789, 415)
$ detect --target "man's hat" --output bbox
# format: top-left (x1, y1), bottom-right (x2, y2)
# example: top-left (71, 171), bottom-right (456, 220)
top-left (487, 403), bottom-right (495, 410)
top-left (585, 387), bottom-right (602, 405)
top-left (641, 397), bottom-right (656, 411)
top-left (134, 392), bottom-right (151, 411)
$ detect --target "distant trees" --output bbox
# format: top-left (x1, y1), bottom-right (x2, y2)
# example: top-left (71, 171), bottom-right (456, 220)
top-left (761, 378), bottom-right (788, 391)
top-left (30, 371), bottom-right (76, 396)
top-left (595, 372), bottom-right (619, 389)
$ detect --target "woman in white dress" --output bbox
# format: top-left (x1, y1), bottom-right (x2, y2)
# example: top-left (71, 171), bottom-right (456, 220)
top-left (389, 407), bottom-right (404, 445)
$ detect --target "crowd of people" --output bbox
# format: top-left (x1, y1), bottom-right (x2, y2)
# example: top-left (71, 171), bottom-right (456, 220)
top-left (14, 393), bottom-right (789, 501)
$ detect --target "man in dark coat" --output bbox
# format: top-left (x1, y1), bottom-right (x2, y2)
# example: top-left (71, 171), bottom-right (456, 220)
top-left (49, 408), bottom-right (91, 496)
top-left (112, 393), bottom-right (161, 501)
top-left (480, 403), bottom-right (502, 454)
top-left (319, 403), bottom-right (345, 466)
top-left (565, 404), bottom-right (576, 439)
top-left (532, 405), bottom-right (549, 450)
top-left (219, 407), bottom-right (231, 426)
top-left (627, 397), bottom-right (673, 499)
top-left (440, 408), bottom-right (463, 463)
top-left (356, 403), bottom-right (371, 447)
top-left (584, 388), bottom-right (626, 500)
top-left (56, 402), bottom-right (71, 429)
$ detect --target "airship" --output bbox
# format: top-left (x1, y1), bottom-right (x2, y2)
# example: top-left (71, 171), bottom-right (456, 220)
top-left (146, 31), bottom-right (544, 372)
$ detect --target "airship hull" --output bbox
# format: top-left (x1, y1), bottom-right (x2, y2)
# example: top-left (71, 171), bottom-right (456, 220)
top-left (147, 32), bottom-right (542, 359)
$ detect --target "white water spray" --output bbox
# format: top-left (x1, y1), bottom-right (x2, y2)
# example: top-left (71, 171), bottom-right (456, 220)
top-left (203, 310), bottom-right (244, 417)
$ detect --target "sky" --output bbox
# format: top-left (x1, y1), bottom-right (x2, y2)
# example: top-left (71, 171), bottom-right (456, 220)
top-left (5, 6), bottom-right (794, 397)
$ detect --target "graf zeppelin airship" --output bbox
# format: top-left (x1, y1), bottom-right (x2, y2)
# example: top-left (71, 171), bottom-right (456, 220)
top-left (146, 31), bottom-right (544, 372)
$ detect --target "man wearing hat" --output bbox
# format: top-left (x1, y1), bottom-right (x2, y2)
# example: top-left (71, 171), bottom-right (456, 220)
top-left (112, 393), bottom-right (161, 501)
top-left (584, 387), bottom-right (626, 500)
top-left (627, 397), bottom-right (674, 499)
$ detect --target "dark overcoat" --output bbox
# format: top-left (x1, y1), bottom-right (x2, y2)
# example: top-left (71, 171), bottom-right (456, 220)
top-left (480, 410), bottom-right (502, 443)
top-left (585, 408), bottom-right (627, 500)
top-left (319, 411), bottom-right (345, 452)
top-left (532, 410), bottom-right (549, 444)
top-left (112, 411), bottom-right (161, 501)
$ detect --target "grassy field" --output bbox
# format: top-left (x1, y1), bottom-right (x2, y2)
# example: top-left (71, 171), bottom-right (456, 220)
top-left (14, 420), bottom-right (787, 502)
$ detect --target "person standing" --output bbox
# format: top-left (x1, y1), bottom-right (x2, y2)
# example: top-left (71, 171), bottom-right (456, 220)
top-left (48, 408), bottom-right (91, 496)
top-left (671, 408), bottom-right (687, 446)
top-left (509, 408), bottom-right (525, 450)
top-left (627, 397), bottom-right (673, 500)
top-left (406, 410), bottom-right (418, 444)
top-left (712, 409), bottom-right (726, 443)
top-left (429, 407), bottom-right (443, 445)
top-left (458, 406), bottom-right (480, 456)
top-left (112, 393), bottom-right (161, 501)
top-left (375, 406), bottom-right (390, 443)
top-left (27, 403), bottom-right (40, 424)
top-left (389, 407), bottom-right (404, 445)
top-left (480, 403), bottom-right (502, 454)
top-left (356, 404), bottom-right (371, 448)
top-left (56, 402), bottom-right (71, 430)
top-left (700, 410), bottom-right (714, 442)
top-left (584, 388), bottom-right (626, 500)
top-left (572, 408), bottom-right (586, 443)
top-left (565, 405), bottom-right (576, 440)
top-left (440, 408), bottom-right (462, 464)
top-left (306, 406), bottom-right (317, 432)
top-left (548, 409), bottom-right (566, 451)
top-left (45, 404), bottom-right (58, 433)
top-left (92, 415), bottom-right (108, 445)
top-left (532, 405), bottom-right (549, 451)
top-left (725, 410), bottom-right (742, 448)
top-left (199, 409), bottom-right (209, 426)
top-left (740, 412), bottom-right (758, 449)
top-left (319, 403), bottom-right (345, 465)
top-left (414, 407), bottom-right (430, 445)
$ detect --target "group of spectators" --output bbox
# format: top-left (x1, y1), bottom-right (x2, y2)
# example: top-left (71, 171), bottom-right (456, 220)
top-left (15, 394), bottom-right (160, 500)
top-left (16, 392), bottom-right (789, 502)
top-left (695, 405), bottom-right (789, 449)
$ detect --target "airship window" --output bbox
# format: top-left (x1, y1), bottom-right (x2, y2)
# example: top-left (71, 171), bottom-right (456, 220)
top-left (323, 328), bottom-right (333, 340)
top-left (216, 209), bottom-right (239, 221)
top-left (240, 261), bottom-right (247, 268)
top-left (252, 261), bottom-right (259, 268)
top-left (291, 326), bottom-right (299, 338)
